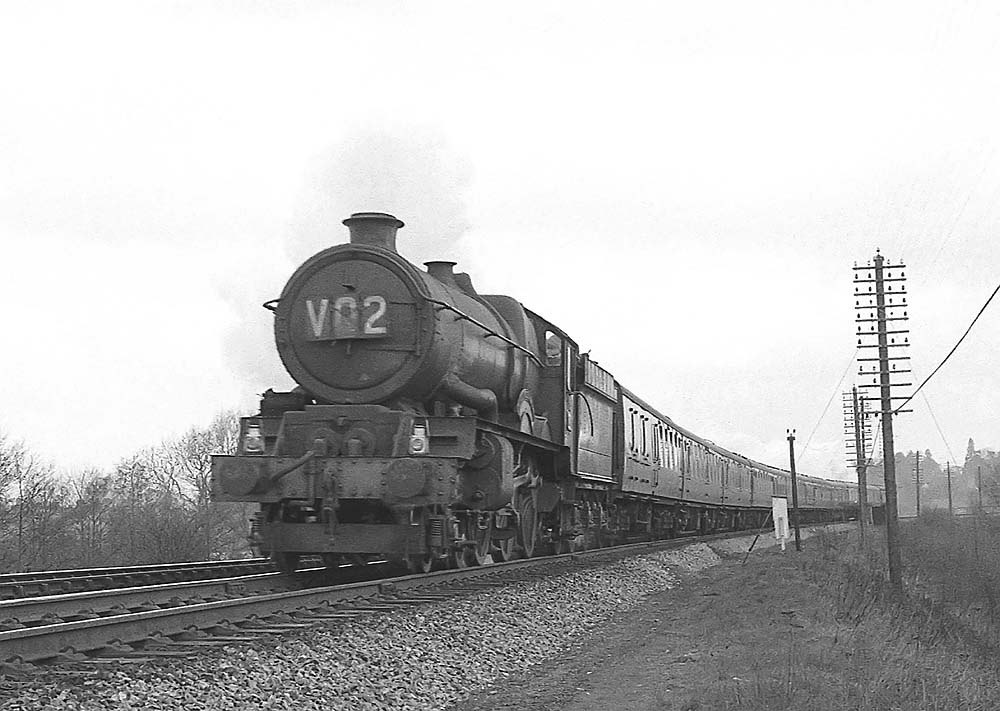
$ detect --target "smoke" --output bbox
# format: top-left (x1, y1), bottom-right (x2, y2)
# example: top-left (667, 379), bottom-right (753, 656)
top-left (216, 253), bottom-right (297, 398)
top-left (219, 126), bottom-right (473, 396)
top-left (287, 127), bottom-right (473, 266)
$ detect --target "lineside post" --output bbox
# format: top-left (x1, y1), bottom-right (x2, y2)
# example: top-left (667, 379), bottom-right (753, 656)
top-left (947, 462), bottom-right (953, 517)
top-left (787, 428), bottom-right (802, 552)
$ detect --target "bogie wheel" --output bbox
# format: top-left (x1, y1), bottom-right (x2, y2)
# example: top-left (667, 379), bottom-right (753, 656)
top-left (407, 552), bottom-right (436, 574)
top-left (584, 527), bottom-right (604, 551)
top-left (271, 552), bottom-right (301, 573)
top-left (450, 547), bottom-right (470, 569)
top-left (468, 523), bottom-right (492, 566)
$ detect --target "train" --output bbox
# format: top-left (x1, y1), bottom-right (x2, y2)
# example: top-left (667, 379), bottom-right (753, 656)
top-left (211, 212), bottom-right (884, 571)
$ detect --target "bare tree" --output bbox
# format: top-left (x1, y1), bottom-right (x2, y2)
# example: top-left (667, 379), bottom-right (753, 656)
top-left (67, 469), bottom-right (113, 566)
top-left (0, 411), bottom-right (252, 571)
top-left (0, 439), bottom-right (70, 571)
top-left (165, 411), bottom-right (248, 559)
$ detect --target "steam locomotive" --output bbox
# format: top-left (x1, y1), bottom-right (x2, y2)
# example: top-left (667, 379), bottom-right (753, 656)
top-left (211, 213), bottom-right (883, 571)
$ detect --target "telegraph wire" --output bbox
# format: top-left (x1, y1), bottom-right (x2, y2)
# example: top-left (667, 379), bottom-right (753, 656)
top-left (926, 145), bottom-right (995, 272)
top-left (798, 347), bottom-right (859, 463)
top-left (893, 279), bottom-right (1000, 414)
top-left (920, 391), bottom-right (959, 465)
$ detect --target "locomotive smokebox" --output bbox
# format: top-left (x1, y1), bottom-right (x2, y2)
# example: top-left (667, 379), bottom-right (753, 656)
top-left (343, 212), bottom-right (404, 252)
top-left (273, 213), bottom-right (540, 415)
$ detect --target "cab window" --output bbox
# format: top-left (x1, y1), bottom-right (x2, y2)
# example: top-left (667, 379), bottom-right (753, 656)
top-left (544, 331), bottom-right (562, 366)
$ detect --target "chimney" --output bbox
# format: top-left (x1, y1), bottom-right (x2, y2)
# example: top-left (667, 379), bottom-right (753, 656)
top-left (343, 212), bottom-right (404, 252)
top-left (425, 261), bottom-right (459, 287)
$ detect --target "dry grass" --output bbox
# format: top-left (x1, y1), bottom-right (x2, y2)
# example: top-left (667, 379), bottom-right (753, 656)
top-left (686, 516), bottom-right (1000, 711)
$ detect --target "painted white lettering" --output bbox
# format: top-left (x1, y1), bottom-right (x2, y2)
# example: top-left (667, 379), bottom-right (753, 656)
top-left (363, 295), bottom-right (388, 334)
top-left (306, 299), bottom-right (329, 338)
top-left (333, 296), bottom-right (360, 338)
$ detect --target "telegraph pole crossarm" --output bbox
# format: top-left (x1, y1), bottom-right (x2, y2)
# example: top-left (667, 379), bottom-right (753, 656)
top-left (852, 250), bottom-right (909, 590)
top-left (852, 387), bottom-right (869, 539)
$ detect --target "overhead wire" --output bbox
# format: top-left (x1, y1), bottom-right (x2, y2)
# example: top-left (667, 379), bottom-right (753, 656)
top-left (893, 279), bottom-right (1000, 414)
top-left (798, 347), bottom-right (859, 464)
top-left (925, 145), bottom-right (995, 272)
top-left (920, 391), bottom-right (959, 465)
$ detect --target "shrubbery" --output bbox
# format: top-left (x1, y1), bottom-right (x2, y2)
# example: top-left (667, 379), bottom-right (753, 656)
top-left (0, 412), bottom-right (253, 572)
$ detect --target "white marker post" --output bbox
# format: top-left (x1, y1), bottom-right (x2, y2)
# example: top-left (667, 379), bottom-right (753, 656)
top-left (772, 496), bottom-right (790, 551)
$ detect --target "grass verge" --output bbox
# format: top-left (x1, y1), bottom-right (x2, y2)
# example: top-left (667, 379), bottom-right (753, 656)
top-left (687, 515), bottom-right (1000, 711)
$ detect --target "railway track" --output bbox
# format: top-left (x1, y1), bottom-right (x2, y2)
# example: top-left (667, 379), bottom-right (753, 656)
top-left (0, 529), bottom-right (769, 673)
top-left (0, 559), bottom-right (274, 600)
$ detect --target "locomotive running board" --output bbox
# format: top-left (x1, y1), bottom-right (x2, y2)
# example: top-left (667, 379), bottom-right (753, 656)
top-left (473, 418), bottom-right (571, 478)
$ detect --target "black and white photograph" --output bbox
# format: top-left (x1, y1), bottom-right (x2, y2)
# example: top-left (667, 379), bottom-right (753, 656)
top-left (1, 2), bottom-right (999, 709)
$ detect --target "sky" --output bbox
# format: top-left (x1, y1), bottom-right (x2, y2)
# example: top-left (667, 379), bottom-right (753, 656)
top-left (1, 1), bottom-right (998, 480)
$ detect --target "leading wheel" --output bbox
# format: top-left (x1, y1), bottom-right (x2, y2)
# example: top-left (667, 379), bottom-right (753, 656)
top-left (469, 523), bottom-right (492, 566)
top-left (493, 534), bottom-right (518, 562)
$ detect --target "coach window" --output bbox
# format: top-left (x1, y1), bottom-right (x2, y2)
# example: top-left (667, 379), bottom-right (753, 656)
top-left (629, 410), bottom-right (636, 452)
top-left (544, 331), bottom-right (562, 366)
top-left (641, 417), bottom-right (647, 456)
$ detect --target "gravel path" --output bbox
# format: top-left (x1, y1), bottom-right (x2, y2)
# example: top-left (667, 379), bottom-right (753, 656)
top-left (1, 530), bottom-right (830, 710)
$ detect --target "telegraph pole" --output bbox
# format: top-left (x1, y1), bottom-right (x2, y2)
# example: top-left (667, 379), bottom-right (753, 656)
top-left (843, 386), bottom-right (871, 539)
top-left (946, 462), bottom-right (953, 517)
top-left (913, 450), bottom-right (921, 516)
top-left (853, 251), bottom-right (912, 590)
top-left (978, 465), bottom-right (984, 510)
top-left (787, 429), bottom-right (802, 552)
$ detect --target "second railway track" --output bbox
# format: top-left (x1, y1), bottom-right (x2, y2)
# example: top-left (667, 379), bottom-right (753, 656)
top-left (0, 529), bottom-right (780, 674)
top-left (0, 559), bottom-right (275, 600)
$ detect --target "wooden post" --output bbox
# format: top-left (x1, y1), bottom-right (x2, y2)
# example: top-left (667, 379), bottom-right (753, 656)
top-left (787, 429), bottom-right (802, 552)
top-left (946, 462), bottom-right (953, 517)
